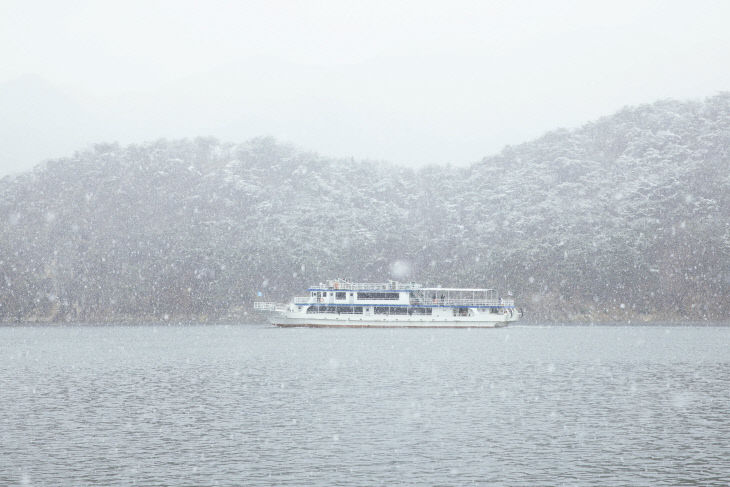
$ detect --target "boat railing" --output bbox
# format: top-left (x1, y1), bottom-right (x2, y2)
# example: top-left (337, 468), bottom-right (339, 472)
top-left (323, 282), bottom-right (391, 290)
top-left (253, 301), bottom-right (288, 313)
top-left (292, 296), bottom-right (516, 307)
top-left (348, 282), bottom-right (391, 290)
top-left (313, 281), bottom-right (424, 291)
top-left (413, 298), bottom-right (515, 307)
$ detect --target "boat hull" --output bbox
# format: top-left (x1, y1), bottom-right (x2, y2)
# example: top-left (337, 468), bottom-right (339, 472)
top-left (271, 316), bottom-right (509, 328)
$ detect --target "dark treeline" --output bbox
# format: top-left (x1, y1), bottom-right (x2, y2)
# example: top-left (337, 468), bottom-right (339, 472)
top-left (1, 94), bottom-right (728, 323)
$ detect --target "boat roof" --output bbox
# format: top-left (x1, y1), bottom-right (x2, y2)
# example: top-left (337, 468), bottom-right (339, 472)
top-left (308, 282), bottom-right (495, 292)
top-left (419, 288), bottom-right (495, 292)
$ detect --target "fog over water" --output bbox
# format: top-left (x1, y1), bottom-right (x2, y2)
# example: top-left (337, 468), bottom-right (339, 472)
top-left (2, 0), bottom-right (730, 174)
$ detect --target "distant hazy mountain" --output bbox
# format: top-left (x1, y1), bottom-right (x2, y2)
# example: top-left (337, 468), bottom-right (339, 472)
top-left (1, 94), bottom-right (728, 323)
top-left (0, 62), bottom-right (591, 175)
top-left (0, 75), bottom-right (104, 174)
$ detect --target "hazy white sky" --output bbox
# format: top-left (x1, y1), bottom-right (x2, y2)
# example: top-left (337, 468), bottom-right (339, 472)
top-left (1, 0), bottom-right (729, 175)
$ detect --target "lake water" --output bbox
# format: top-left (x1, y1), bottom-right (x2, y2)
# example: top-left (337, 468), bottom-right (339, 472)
top-left (1, 324), bottom-right (728, 486)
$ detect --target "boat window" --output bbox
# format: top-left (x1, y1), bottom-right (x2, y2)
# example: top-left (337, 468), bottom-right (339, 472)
top-left (373, 307), bottom-right (408, 315)
top-left (306, 305), bottom-right (338, 314)
top-left (336, 292), bottom-right (346, 300)
top-left (334, 306), bottom-right (364, 314)
top-left (357, 292), bottom-right (399, 300)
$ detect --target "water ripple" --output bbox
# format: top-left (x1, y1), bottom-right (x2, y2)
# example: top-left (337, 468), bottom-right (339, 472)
top-left (1, 324), bottom-right (728, 486)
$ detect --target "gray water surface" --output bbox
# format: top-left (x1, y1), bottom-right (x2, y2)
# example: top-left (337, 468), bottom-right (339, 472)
top-left (1, 324), bottom-right (729, 486)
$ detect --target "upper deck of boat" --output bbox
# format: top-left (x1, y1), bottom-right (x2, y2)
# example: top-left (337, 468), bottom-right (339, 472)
top-left (307, 279), bottom-right (495, 293)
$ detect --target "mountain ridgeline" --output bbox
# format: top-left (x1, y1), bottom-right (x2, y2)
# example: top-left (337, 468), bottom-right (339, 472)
top-left (1, 94), bottom-right (729, 323)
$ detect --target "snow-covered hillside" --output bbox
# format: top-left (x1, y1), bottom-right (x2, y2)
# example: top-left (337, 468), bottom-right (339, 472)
top-left (1, 94), bottom-right (728, 322)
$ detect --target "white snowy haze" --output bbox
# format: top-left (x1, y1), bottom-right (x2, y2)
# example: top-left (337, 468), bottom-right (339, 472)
top-left (2, 0), bottom-right (730, 175)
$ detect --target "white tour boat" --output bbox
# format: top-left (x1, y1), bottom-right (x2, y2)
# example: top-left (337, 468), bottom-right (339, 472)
top-left (254, 279), bottom-right (521, 328)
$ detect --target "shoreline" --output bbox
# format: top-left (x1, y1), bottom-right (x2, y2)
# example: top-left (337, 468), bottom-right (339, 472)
top-left (2, 319), bottom-right (728, 327)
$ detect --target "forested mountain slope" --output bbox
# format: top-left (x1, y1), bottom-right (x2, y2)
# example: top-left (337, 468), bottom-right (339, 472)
top-left (1, 94), bottom-right (728, 322)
